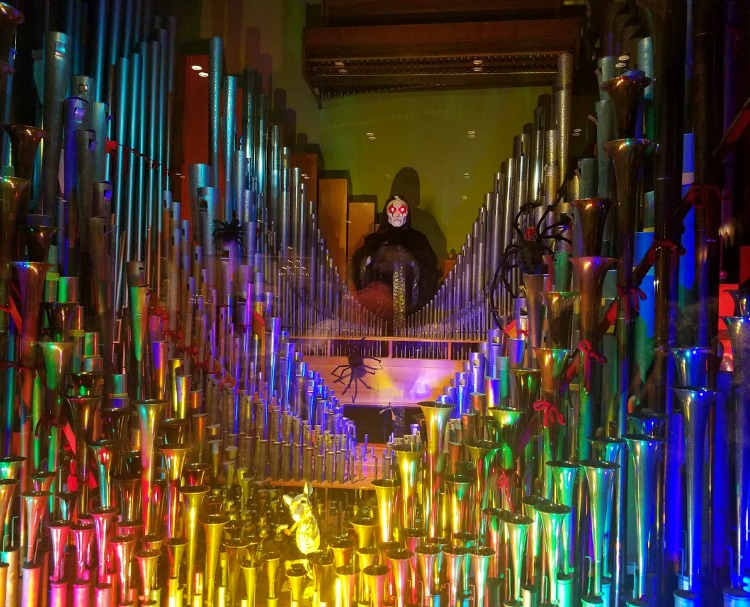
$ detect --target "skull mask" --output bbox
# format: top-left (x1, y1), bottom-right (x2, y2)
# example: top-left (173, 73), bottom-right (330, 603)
top-left (386, 197), bottom-right (409, 228)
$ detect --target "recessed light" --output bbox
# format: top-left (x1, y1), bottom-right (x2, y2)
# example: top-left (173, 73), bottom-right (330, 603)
top-left (334, 60), bottom-right (345, 67)
top-left (472, 59), bottom-right (483, 66)
top-left (368, 135), bottom-right (376, 140)
top-left (198, 71), bottom-right (209, 78)
top-left (338, 68), bottom-right (348, 75)
top-left (366, 132), bottom-right (374, 137)
top-left (472, 66), bottom-right (483, 72)
top-left (461, 195), bottom-right (468, 200)
top-left (468, 134), bottom-right (476, 139)
top-left (618, 55), bottom-right (630, 62)
top-left (467, 130), bottom-right (475, 135)
top-left (191, 65), bottom-right (203, 71)
top-left (464, 172), bottom-right (470, 178)
top-left (572, 132), bottom-right (580, 137)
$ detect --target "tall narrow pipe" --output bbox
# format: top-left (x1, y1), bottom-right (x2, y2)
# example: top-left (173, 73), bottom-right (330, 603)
top-left (209, 37), bottom-right (223, 188)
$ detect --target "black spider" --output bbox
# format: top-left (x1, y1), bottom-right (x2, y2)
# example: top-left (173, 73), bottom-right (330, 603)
top-left (331, 337), bottom-right (382, 403)
top-left (213, 218), bottom-right (243, 250)
top-left (489, 195), bottom-right (572, 328)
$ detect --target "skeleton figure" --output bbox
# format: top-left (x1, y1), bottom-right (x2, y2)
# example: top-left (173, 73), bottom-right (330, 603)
top-left (385, 195), bottom-right (409, 227)
top-left (351, 194), bottom-right (440, 319)
top-left (278, 482), bottom-right (321, 556)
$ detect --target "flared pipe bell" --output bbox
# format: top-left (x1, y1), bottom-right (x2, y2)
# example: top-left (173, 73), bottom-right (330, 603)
top-left (670, 347), bottom-right (715, 389)
top-left (501, 509), bottom-right (533, 603)
top-left (571, 197), bottom-right (614, 257)
top-left (673, 387), bottom-right (716, 594)
top-left (534, 347), bottom-right (578, 398)
top-left (602, 138), bottom-right (655, 280)
top-left (111, 534), bottom-right (137, 604)
top-left (201, 513), bottom-right (228, 606)
top-left (416, 543), bottom-right (441, 605)
top-left (570, 256), bottom-right (617, 341)
top-left (3, 125), bottom-right (45, 182)
top-left (134, 399), bottom-right (167, 534)
top-left (419, 401), bottom-right (454, 538)
top-left (391, 442), bottom-right (423, 531)
top-left (0, 3), bottom-right (23, 62)
top-left (600, 70), bottom-right (652, 139)
top-left (544, 291), bottom-right (579, 349)
top-left (623, 433), bottom-right (665, 601)
top-left (371, 478), bottom-right (401, 544)
top-left (728, 289), bottom-right (750, 318)
top-left (536, 500), bottom-right (571, 605)
top-left (523, 273), bottom-right (547, 359)
top-left (581, 459), bottom-right (619, 599)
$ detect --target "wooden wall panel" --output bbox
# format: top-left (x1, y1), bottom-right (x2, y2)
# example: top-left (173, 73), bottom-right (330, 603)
top-left (318, 178), bottom-right (349, 278)
top-left (346, 200), bottom-right (376, 291)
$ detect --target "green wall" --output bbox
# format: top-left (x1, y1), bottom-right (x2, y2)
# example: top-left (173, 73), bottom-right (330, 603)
top-left (199, 1), bottom-right (549, 259)
top-left (316, 87), bottom-right (549, 260)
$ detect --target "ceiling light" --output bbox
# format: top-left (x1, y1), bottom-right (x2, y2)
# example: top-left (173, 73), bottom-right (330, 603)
top-left (468, 134), bottom-right (476, 139)
top-left (334, 60), bottom-right (345, 67)
top-left (338, 68), bottom-right (348, 75)
top-left (191, 65), bottom-right (203, 71)
top-left (464, 172), bottom-right (470, 178)
top-left (472, 66), bottom-right (483, 72)
top-left (368, 135), bottom-right (376, 140)
top-left (198, 71), bottom-right (209, 78)
top-left (472, 59), bottom-right (483, 66)
top-left (618, 55), bottom-right (630, 62)
top-left (461, 195), bottom-right (468, 200)
top-left (366, 132), bottom-right (374, 137)
top-left (615, 62), bottom-right (626, 69)
top-left (467, 130), bottom-right (475, 135)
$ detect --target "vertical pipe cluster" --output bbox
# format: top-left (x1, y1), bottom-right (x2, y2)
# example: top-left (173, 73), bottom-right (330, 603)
top-left (0, 6), bottom-right (377, 607)
top-left (405, 91), bottom-right (560, 343)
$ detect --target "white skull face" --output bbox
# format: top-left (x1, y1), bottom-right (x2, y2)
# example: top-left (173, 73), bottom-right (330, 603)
top-left (386, 198), bottom-right (408, 228)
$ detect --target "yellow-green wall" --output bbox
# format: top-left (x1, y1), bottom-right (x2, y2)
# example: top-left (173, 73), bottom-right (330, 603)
top-left (199, 1), bottom-right (549, 259)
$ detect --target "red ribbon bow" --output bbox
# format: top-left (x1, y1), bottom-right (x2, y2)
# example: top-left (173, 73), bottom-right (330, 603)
top-left (533, 399), bottom-right (565, 428)
top-left (163, 327), bottom-right (185, 343)
top-left (178, 343), bottom-right (199, 358)
top-left (577, 339), bottom-right (608, 386)
top-left (497, 467), bottom-right (511, 492)
top-left (685, 184), bottom-right (722, 209)
top-left (647, 239), bottom-right (686, 266)
top-left (616, 284), bottom-right (647, 321)
top-left (35, 414), bottom-right (67, 436)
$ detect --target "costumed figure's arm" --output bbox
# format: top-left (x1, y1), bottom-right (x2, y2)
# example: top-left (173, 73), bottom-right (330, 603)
top-left (351, 235), bottom-right (380, 290)
top-left (407, 231), bottom-right (440, 304)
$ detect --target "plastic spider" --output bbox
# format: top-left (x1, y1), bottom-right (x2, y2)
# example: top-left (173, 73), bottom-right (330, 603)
top-left (213, 218), bottom-right (243, 249)
top-left (331, 337), bottom-right (381, 403)
top-left (489, 198), bottom-right (572, 328)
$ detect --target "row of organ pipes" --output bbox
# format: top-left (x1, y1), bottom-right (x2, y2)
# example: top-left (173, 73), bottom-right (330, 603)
top-left (0, 2), bottom-right (387, 607)
top-left (0, 1), bottom-right (745, 607)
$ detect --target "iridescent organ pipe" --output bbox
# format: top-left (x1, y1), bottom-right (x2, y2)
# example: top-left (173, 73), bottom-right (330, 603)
top-left (0, 5), bottom-right (738, 607)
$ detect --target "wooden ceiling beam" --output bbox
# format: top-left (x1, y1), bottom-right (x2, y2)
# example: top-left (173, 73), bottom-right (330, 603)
top-left (304, 19), bottom-right (579, 59)
top-left (303, 18), bottom-right (579, 101)
top-left (321, 0), bottom-right (564, 24)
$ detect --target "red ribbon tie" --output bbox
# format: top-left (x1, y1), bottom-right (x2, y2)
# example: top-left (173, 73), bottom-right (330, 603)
top-left (533, 399), bottom-right (565, 428)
